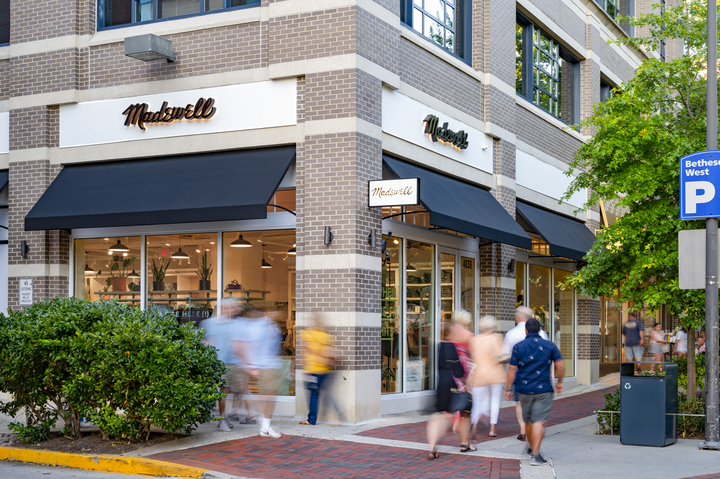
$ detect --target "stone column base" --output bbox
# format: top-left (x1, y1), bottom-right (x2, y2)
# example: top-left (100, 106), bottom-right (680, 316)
top-left (577, 359), bottom-right (599, 385)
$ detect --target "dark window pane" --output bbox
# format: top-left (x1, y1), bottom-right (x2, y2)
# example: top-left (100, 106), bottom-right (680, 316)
top-left (159, 0), bottom-right (200, 19)
top-left (103, 0), bottom-right (133, 27)
top-left (205, 0), bottom-right (223, 11)
top-left (0, 0), bottom-right (9, 44)
top-left (515, 24), bottom-right (523, 95)
top-left (229, 0), bottom-right (260, 4)
top-left (136, 0), bottom-right (153, 22)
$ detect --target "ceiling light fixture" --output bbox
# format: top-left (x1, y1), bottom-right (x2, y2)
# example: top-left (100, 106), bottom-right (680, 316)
top-left (127, 270), bottom-right (140, 279)
top-left (261, 244), bottom-right (272, 269)
top-left (108, 240), bottom-right (129, 252)
top-left (287, 243), bottom-right (296, 255)
top-left (406, 263), bottom-right (417, 272)
top-left (230, 235), bottom-right (252, 247)
top-left (172, 237), bottom-right (189, 259)
top-left (84, 264), bottom-right (94, 275)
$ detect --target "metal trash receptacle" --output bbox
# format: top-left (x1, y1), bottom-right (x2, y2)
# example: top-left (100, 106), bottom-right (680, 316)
top-left (620, 362), bottom-right (678, 447)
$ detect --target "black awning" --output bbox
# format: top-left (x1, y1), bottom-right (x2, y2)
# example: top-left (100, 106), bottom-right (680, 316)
top-left (383, 156), bottom-right (532, 249)
top-left (0, 171), bottom-right (8, 194)
top-left (25, 146), bottom-right (295, 231)
top-left (516, 201), bottom-right (596, 261)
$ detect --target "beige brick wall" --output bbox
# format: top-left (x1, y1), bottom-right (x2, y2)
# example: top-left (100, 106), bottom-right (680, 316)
top-left (10, 0), bottom-right (80, 44)
top-left (10, 49), bottom-right (78, 97)
top-left (0, 59), bottom-right (8, 101)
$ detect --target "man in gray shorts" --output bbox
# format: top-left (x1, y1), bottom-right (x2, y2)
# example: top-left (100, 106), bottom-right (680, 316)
top-left (622, 312), bottom-right (645, 365)
top-left (505, 318), bottom-right (564, 466)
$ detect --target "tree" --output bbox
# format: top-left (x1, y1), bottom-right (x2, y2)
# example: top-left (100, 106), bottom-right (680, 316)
top-left (563, 0), bottom-right (718, 398)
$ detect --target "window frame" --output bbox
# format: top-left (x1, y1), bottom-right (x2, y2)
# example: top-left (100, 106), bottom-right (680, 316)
top-left (97, 0), bottom-right (260, 31)
top-left (516, 12), bottom-right (580, 125)
top-left (401, 0), bottom-right (472, 65)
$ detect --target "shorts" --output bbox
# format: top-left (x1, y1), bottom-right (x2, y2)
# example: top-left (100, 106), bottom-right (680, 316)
top-left (519, 392), bottom-right (554, 424)
top-left (626, 345), bottom-right (644, 360)
top-left (222, 364), bottom-right (249, 394)
top-left (257, 368), bottom-right (282, 395)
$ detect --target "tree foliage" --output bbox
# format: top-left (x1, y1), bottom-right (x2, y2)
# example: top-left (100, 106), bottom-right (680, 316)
top-left (563, 0), bottom-right (719, 327)
top-left (0, 298), bottom-right (225, 442)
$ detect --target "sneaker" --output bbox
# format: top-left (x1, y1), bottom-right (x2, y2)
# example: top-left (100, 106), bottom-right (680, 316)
top-left (218, 419), bottom-right (232, 431)
top-left (526, 448), bottom-right (533, 458)
top-left (529, 454), bottom-right (548, 466)
top-left (260, 427), bottom-right (281, 438)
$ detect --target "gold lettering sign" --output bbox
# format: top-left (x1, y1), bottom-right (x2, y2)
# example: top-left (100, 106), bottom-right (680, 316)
top-left (122, 97), bottom-right (217, 130)
top-left (422, 114), bottom-right (469, 150)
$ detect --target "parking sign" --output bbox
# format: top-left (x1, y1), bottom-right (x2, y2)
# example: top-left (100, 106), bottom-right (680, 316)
top-left (680, 150), bottom-right (720, 219)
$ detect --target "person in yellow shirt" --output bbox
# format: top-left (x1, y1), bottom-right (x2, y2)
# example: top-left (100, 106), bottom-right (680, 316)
top-left (299, 315), bottom-right (342, 425)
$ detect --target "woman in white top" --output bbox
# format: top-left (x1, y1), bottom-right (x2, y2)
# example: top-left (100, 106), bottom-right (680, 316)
top-left (674, 327), bottom-right (687, 357)
top-left (649, 322), bottom-right (667, 366)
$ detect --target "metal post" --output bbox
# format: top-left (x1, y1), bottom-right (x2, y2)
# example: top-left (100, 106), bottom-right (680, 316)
top-left (703, 0), bottom-right (720, 451)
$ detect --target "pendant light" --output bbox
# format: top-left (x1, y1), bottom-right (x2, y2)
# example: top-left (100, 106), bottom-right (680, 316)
top-left (406, 263), bottom-right (417, 272)
top-left (127, 270), bottom-right (140, 279)
top-left (287, 244), bottom-right (296, 255)
top-left (172, 237), bottom-right (189, 259)
top-left (230, 234), bottom-right (252, 247)
top-left (261, 244), bottom-right (272, 269)
top-left (84, 264), bottom-right (94, 275)
top-left (108, 240), bottom-right (129, 252)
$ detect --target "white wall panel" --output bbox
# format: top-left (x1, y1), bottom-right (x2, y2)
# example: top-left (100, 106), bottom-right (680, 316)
top-left (516, 149), bottom-right (587, 208)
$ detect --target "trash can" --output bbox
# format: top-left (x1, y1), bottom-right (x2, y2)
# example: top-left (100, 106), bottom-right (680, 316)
top-left (620, 362), bottom-right (678, 447)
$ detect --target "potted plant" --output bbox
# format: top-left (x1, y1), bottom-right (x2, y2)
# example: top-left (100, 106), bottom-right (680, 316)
top-left (151, 258), bottom-right (171, 291)
top-left (109, 255), bottom-right (137, 292)
top-left (196, 251), bottom-right (213, 291)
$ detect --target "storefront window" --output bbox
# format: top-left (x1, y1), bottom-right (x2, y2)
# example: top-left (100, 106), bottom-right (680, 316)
top-left (223, 230), bottom-right (296, 396)
top-left (460, 256), bottom-right (475, 329)
top-left (74, 237), bottom-right (142, 305)
top-left (601, 297), bottom-right (621, 365)
top-left (528, 264), bottom-right (551, 336)
top-left (516, 261), bottom-right (527, 306)
top-left (381, 234), bottom-right (402, 394)
top-left (406, 241), bottom-right (435, 392)
top-left (146, 233), bottom-right (218, 325)
top-left (439, 252), bottom-right (455, 338)
top-left (554, 270), bottom-right (574, 377)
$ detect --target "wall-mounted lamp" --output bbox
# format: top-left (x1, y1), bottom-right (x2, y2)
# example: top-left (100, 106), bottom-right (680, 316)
top-left (367, 229), bottom-right (376, 247)
top-left (481, 144), bottom-right (489, 150)
top-left (507, 258), bottom-right (515, 273)
top-left (324, 226), bottom-right (334, 245)
top-left (20, 240), bottom-right (29, 258)
top-left (124, 34), bottom-right (175, 62)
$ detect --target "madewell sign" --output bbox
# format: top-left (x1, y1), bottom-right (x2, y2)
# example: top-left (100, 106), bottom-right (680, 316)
top-left (123, 97), bottom-right (216, 130)
top-left (368, 178), bottom-right (420, 207)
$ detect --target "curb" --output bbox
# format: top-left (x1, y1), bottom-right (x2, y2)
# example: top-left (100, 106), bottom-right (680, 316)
top-left (0, 446), bottom-right (209, 477)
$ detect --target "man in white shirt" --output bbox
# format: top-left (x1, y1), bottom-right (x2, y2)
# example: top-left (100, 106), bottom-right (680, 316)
top-left (504, 306), bottom-right (548, 442)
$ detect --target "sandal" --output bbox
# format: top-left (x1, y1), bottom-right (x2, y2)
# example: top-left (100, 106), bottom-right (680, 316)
top-left (299, 420), bottom-right (314, 425)
top-left (428, 450), bottom-right (439, 460)
top-left (488, 432), bottom-right (497, 437)
top-left (239, 416), bottom-right (257, 424)
top-left (460, 444), bottom-right (477, 453)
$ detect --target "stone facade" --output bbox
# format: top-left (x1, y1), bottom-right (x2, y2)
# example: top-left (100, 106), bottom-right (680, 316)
top-left (0, 0), bottom-right (657, 420)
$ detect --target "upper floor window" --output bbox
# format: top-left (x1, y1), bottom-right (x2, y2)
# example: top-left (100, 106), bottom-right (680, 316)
top-left (401, 0), bottom-right (471, 63)
top-left (0, 0), bottom-right (9, 45)
top-left (98, 0), bottom-right (259, 29)
top-left (597, 0), bottom-right (618, 18)
top-left (600, 79), bottom-right (615, 103)
top-left (516, 13), bottom-right (579, 124)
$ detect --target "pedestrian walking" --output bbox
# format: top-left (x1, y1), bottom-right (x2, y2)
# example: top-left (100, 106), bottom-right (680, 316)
top-left (649, 322), bottom-right (668, 367)
top-left (503, 306), bottom-right (548, 441)
top-left (468, 315), bottom-right (506, 438)
top-left (622, 312), bottom-right (645, 364)
top-left (426, 319), bottom-right (475, 459)
top-left (299, 314), bottom-right (344, 426)
top-left (232, 303), bottom-right (283, 439)
top-left (673, 326), bottom-right (687, 357)
top-left (200, 299), bottom-right (254, 432)
top-left (449, 309), bottom-right (473, 433)
top-left (504, 318), bottom-right (564, 466)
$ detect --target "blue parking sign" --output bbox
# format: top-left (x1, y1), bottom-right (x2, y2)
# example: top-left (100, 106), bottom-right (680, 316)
top-left (680, 150), bottom-right (720, 219)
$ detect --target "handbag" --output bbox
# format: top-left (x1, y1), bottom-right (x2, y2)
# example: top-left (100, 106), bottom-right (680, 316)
top-left (448, 389), bottom-right (473, 414)
top-left (226, 280), bottom-right (242, 290)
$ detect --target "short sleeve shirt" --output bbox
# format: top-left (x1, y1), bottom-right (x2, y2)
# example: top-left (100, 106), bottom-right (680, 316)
top-left (231, 316), bottom-right (281, 370)
top-left (622, 320), bottom-right (645, 347)
top-left (200, 316), bottom-right (241, 365)
top-left (510, 333), bottom-right (563, 395)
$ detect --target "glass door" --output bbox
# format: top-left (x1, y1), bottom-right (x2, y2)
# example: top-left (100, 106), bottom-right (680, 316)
top-left (439, 248), bottom-right (457, 339)
top-left (406, 240), bottom-right (434, 392)
top-left (460, 255), bottom-right (477, 332)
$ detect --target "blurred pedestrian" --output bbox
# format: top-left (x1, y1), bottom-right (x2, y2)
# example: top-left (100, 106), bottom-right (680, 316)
top-left (503, 306), bottom-right (548, 441)
top-left (468, 315), bottom-right (506, 438)
top-left (696, 330), bottom-right (706, 355)
top-left (200, 299), bottom-right (254, 431)
top-left (649, 322), bottom-right (668, 368)
top-left (449, 310), bottom-right (474, 433)
top-left (504, 318), bottom-right (564, 466)
top-left (426, 319), bottom-right (475, 460)
top-left (299, 314), bottom-right (344, 426)
top-left (232, 303), bottom-right (283, 439)
top-left (622, 312), bottom-right (645, 364)
top-left (673, 326), bottom-right (687, 358)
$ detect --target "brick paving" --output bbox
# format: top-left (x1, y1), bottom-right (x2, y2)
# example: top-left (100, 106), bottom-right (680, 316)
top-left (358, 388), bottom-right (613, 447)
top-left (682, 476), bottom-right (720, 479)
top-left (149, 435), bottom-right (521, 478)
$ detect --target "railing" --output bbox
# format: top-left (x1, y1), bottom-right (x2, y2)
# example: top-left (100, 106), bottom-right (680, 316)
top-left (595, 410), bottom-right (706, 436)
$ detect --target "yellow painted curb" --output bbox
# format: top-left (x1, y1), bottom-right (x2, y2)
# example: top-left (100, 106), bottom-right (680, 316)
top-left (0, 446), bottom-right (209, 478)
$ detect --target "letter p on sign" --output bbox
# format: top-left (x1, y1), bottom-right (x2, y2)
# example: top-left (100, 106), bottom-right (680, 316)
top-left (686, 181), bottom-right (716, 214)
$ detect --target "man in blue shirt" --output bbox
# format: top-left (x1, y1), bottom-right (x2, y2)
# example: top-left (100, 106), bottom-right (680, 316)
top-left (504, 318), bottom-right (564, 466)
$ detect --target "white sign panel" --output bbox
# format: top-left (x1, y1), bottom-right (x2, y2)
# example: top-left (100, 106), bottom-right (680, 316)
top-left (516, 149), bottom-right (587, 208)
top-left (0, 112), bottom-right (8, 154)
top-left (368, 178), bottom-right (419, 207)
top-left (19, 278), bottom-right (33, 306)
top-left (60, 79), bottom-right (297, 148)
top-left (381, 89), bottom-right (493, 174)
top-left (678, 229), bottom-right (720, 289)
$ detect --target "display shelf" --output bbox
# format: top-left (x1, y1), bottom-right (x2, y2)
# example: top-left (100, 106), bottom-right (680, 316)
top-left (97, 289), bottom-right (270, 304)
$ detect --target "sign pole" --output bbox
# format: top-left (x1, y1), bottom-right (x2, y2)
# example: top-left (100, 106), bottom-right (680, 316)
top-left (704, 0), bottom-right (720, 450)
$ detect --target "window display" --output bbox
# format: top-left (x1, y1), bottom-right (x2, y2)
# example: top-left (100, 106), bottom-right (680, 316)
top-left (381, 234), bottom-right (402, 394)
top-left (74, 237), bottom-right (142, 305)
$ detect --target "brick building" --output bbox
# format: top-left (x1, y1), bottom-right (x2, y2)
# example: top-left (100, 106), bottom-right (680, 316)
top-left (0, 0), bottom-right (664, 422)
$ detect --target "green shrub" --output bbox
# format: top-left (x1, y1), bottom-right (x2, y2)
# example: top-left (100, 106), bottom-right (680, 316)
top-left (597, 388), bottom-right (620, 434)
top-left (0, 298), bottom-right (226, 443)
top-left (672, 353), bottom-right (705, 392)
top-left (678, 398), bottom-right (705, 438)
